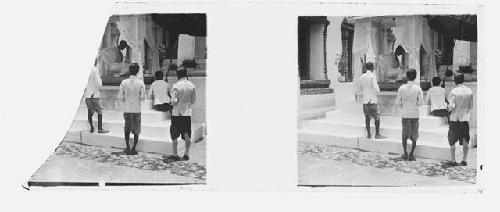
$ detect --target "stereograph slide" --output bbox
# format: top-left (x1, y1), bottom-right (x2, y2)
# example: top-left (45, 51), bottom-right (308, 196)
top-left (297, 15), bottom-right (479, 187)
top-left (28, 13), bottom-right (207, 187)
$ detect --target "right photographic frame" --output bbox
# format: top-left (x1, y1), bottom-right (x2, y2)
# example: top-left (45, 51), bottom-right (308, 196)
top-left (297, 15), bottom-right (478, 187)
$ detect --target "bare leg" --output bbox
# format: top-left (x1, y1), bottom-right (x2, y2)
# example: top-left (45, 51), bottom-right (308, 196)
top-left (450, 145), bottom-right (456, 162)
top-left (172, 138), bottom-right (178, 156)
top-left (462, 140), bottom-right (469, 162)
top-left (184, 133), bottom-right (191, 156)
top-left (131, 133), bottom-right (139, 154)
top-left (365, 115), bottom-right (371, 138)
top-left (402, 137), bottom-right (408, 159)
top-left (88, 109), bottom-right (94, 132)
top-left (409, 139), bottom-right (417, 160)
top-left (124, 128), bottom-right (131, 153)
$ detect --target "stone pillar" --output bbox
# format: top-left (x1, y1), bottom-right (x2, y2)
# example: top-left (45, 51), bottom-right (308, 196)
top-left (309, 24), bottom-right (325, 80)
top-left (326, 17), bottom-right (344, 88)
top-left (322, 20), bottom-right (330, 80)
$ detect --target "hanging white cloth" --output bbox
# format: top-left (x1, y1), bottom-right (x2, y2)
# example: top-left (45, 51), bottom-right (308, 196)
top-left (421, 20), bottom-right (437, 80)
top-left (116, 15), bottom-right (146, 78)
top-left (352, 20), bottom-right (372, 83)
top-left (453, 40), bottom-right (471, 71)
top-left (144, 15), bottom-right (160, 75)
top-left (395, 16), bottom-right (424, 81)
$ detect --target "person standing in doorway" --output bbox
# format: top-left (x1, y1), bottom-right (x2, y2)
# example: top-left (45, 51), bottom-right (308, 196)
top-left (355, 62), bottom-right (386, 139)
top-left (164, 68), bottom-right (196, 162)
top-left (84, 62), bottom-right (109, 134)
top-left (395, 69), bottom-right (424, 161)
top-left (447, 73), bottom-right (474, 166)
top-left (117, 63), bottom-right (145, 155)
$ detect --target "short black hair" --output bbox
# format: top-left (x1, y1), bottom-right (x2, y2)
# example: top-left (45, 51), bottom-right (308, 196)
top-left (129, 63), bottom-right (139, 76)
top-left (406, 69), bottom-right (417, 81)
top-left (154, 71), bottom-right (164, 80)
top-left (454, 73), bottom-right (465, 85)
top-left (365, 62), bottom-right (374, 71)
top-left (177, 68), bottom-right (187, 79)
top-left (432, 77), bottom-right (441, 86)
top-left (119, 40), bottom-right (128, 48)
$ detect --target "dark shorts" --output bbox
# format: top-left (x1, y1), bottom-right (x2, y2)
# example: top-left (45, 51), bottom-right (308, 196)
top-left (124, 113), bottom-right (141, 135)
top-left (85, 98), bottom-right (103, 114)
top-left (363, 104), bottom-right (380, 120)
top-left (170, 116), bottom-right (191, 140)
top-left (402, 118), bottom-right (419, 141)
top-left (448, 121), bottom-right (470, 146)
top-left (431, 109), bottom-right (449, 117)
top-left (153, 103), bottom-right (172, 112)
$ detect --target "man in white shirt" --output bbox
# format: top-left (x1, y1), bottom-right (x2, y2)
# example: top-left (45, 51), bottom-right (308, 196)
top-left (355, 62), bottom-right (386, 139)
top-left (148, 71), bottom-right (172, 112)
top-left (395, 69), bottom-right (424, 161)
top-left (425, 77), bottom-right (448, 117)
top-left (84, 64), bottom-right (109, 134)
top-left (117, 63), bottom-right (146, 155)
top-left (164, 68), bottom-right (196, 162)
top-left (447, 73), bottom-right (474, 166)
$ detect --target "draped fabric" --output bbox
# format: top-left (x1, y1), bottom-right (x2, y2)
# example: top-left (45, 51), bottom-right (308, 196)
top-left (144, 15), bottom-right (160, 75)
top-left (352, 20), bottom-right (371, 83)
top-left (395, 16), bottom-right (421, 81)
top-left (421, 20), bottom-right (436, 80)
top-left (117, 15), bottom-right (146, 77)
top-left (394, 16), bottom-right (438, 82)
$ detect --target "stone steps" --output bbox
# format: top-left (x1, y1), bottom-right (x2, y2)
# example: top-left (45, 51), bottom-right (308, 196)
top-left (302, 119), bottom-right (449, 144)
top-left (70, 118), bottom-right (199, 138)
top-left (79, 98), bottom-right (155, 111)
top-left (325, 110), bottom-right (447, 129)
top-left (64, 121), bottom-right (205, 155)
top-left (75, 108), bottom-right (169, 123)
top-left (298, 129), bottom-right (475, 162)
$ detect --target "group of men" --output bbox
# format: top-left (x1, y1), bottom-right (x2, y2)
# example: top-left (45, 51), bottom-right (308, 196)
top-left (84, 62), bottom-right (196, 162)
top-left (356, 62), bottom-right (474, 166)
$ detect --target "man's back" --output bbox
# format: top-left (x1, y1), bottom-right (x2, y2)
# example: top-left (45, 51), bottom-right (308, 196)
top-left (356, 71), bottom-right (380, 104)
top-left (448, 85), bottom-right (473, 122)
top-left (118, 76), bottom-right (146, 113)
top-left (395, 81), bottom-right (424, 118)
top-left (426, 86), bottom-right (447, 111)
top-left (171, 79), bottom-right (196, 116)
top-left (149, 80), bottom-right (170, 105)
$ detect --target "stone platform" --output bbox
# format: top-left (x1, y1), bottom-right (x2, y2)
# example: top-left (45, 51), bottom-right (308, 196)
top-left (299, 92), bottom-right (477, 163)
top-left (63, 86), bottom-right (205, 155)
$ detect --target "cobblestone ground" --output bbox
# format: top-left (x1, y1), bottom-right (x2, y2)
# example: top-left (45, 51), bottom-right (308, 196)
top-left (298, 143), bottom-right (476, 184)
top-left (55, 141), bottom-right (206, 180)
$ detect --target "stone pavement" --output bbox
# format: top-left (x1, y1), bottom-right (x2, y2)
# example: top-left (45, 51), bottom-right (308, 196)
top-left (29, 138), bottom-right (206, 186)
top-left (298, 143), bottom-right (477, 186)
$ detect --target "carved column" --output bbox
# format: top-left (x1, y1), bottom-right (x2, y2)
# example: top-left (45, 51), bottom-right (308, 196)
top-left (323, 20), bottom-right (330, 80)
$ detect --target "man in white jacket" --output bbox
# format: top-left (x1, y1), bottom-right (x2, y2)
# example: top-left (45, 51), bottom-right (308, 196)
top-left (84, 63), bottom-right (109, 133)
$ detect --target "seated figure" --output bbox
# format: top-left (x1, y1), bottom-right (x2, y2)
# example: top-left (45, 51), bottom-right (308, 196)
top-left (97, 40), bottom-right (130, 77)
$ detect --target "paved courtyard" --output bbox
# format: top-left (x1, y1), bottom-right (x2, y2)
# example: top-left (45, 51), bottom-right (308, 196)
top-left (29, 138), bottom-right (206, 186)
top-left (298, 142), bottom-right (477, 186)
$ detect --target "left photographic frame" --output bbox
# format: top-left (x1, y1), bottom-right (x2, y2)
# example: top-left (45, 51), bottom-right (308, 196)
top-left (28, 13), bottom-right (207, 187)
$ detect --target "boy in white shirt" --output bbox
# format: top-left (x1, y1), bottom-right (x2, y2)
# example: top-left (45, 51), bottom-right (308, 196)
top-left (148, 71), bottom-right (172, 113)
top-left (425, 77), bottom-right (448, 117)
